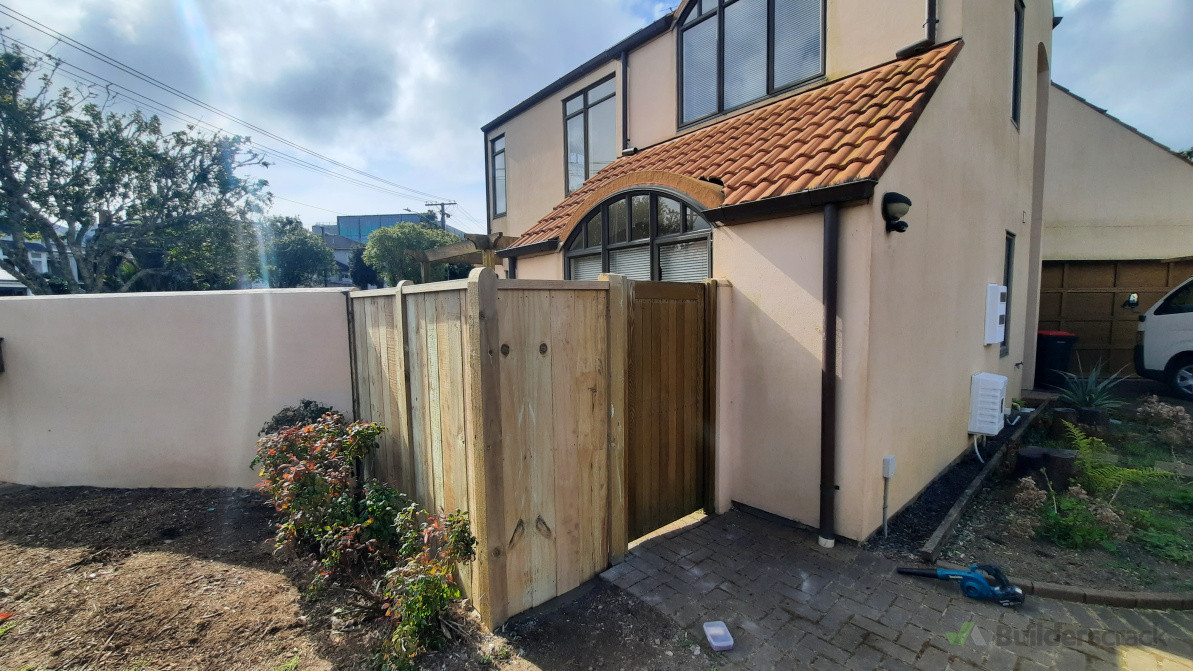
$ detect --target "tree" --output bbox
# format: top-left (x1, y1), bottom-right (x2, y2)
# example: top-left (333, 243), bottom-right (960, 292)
top-left (362, 222), bottom-right (465, 285)
top-left (1181, 147), bottom-right (1193, 161)
top-left (348, 246), bottom-right (379, 288)
top-left (0, 43), bottom-right (268, 294)
top-left (261, 216), bottom-right (335, 288)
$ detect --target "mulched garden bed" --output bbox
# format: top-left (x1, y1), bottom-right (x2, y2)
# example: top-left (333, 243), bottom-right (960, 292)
top-left (0, 486), bottom-right (709, 670)
top-left (864, 408), bottom-right (1035, 560)
top-left (940, 390), bottom-right (1193, 593)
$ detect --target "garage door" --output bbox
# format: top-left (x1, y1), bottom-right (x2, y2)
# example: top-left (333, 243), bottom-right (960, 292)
top-left (1039, 259), bottom-right (1193, 374)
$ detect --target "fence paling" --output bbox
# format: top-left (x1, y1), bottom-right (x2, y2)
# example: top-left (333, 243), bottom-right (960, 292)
top-left (347, 269), bottom-right (628, 629)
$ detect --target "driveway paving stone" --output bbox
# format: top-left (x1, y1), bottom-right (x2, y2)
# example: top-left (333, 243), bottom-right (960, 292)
top-left (602, 509), bottom-right (1193, 670)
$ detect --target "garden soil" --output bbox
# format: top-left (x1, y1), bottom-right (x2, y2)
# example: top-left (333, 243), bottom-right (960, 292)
top-left (0, 486), bottom-right (710, 671)
top-left (944, 478), bottom-right (1193, 593)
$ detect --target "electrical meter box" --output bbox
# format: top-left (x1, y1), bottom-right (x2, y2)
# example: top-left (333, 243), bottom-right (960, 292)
top-left (985, 284), bottom-right (1008, 345)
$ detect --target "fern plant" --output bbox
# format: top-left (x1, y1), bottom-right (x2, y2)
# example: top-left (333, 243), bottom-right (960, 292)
top-left (1064, 421), bottom-right (1173, 494)
top-left (1055, 362), bottom-right (1127, 410)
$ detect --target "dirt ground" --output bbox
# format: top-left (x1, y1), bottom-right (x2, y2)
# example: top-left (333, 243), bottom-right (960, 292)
top-left (942, 382), bottom-right (1193, 593)
top-left (0, 485), bottom-right (708, 671)
top-left (943, 483), bottom-right (1193, 592)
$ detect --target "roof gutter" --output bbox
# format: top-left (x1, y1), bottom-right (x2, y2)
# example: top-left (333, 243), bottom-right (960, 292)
top-left (704, 180), bottom-right (876, 224)
top-left (481, 15), bottom-right (673, 134)
top-left (496, 239), bottom-right (559, 259)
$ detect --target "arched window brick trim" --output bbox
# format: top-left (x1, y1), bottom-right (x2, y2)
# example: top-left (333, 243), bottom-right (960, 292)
top-left (552, 170), bottom-right (724, 251)
top-left (563, 187), bottom-right (713, 282)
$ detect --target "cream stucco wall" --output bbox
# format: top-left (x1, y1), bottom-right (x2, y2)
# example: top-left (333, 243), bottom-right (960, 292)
top-left (626, 32), bottom-right (676, 151)
top-left (514, 252), bottom-right (565, 281)
top-left (711, 206), bottom-right (873, 529)
top-left (0, 289), bottom-right (353, 489)
top-left (1042, 85), bottom-right (1193, 261)
top-left (486, 65), bottom-right (621, 241)
top-left (843, 0), bottom-right (1054, 540)
top-left (825, 0), bottom-right (962, 80)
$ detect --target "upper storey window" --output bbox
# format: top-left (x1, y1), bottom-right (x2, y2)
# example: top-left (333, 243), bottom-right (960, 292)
top-left (490, 135), bottom-right (506, 217)
top-left (1011, 0), bottom-right (1025, 126)
top-left (680, 0), bottom-right (824, 125)
top-left (564, 76), bottom-right (618, 194)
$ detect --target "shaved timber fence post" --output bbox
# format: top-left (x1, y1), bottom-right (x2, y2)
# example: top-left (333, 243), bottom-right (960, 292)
top-left (465, 267), bottom-right (508, 628)
top-left (601, 273), bottom-right (630, 565)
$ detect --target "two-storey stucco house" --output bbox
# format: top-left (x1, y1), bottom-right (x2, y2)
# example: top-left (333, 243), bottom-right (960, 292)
top-left (482, 0), bottom-right (1056, 542)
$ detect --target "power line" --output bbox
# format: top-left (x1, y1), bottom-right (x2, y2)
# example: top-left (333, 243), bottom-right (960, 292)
top-left (5, 35), bottom-right (443, 204)
top-left (425, 201), bottom-right (457, 230)
top-left (271, 195), bottom-right (344, 216)
top-left (0, 2), bottom-right (452, 203)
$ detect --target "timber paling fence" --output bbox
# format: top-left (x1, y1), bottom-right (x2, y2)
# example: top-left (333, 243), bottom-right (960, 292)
top-left (347, 268), bottom-right (715, 627)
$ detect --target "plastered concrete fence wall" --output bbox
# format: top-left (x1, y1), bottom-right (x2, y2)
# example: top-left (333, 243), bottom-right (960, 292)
top-left (0, 289), bottom-right (354, 490)
top-left (349, 269), bottom-right (627, 628)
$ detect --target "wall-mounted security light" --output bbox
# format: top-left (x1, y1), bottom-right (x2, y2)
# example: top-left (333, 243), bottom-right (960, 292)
top-left (1122, 293), bottom-right (1140, 309)
top-left (882, 192), bottom-right (912, 233)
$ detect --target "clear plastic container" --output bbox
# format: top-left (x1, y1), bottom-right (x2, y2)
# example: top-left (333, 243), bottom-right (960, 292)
top-left (703, 621), bottom-right (734, 651)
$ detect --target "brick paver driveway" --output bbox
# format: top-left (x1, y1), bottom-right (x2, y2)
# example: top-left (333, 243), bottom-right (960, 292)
top-left (602, 509), bottom-right (1193, 670)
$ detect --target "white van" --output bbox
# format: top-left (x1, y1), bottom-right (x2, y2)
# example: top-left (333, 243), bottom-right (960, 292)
top-left (1135, 276), bottom-right (1193, 399)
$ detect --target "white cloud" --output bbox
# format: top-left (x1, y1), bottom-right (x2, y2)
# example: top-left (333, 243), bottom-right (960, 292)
top-left (7, 0), bottom-right (656, 232)
top-left (1051, 0), bottom-right (1193, 152)
top-left (7, 0), bottom-right (1191, 233)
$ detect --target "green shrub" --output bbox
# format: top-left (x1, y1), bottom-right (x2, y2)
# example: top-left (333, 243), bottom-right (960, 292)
top-left (1037, 495), bottom-right (1116, 550)
top-left (1064, 422), bottom-right (1173, 494)
top-left (378, 508), bottom-right (476, 669)
top-left (1055, 362), bottom-right (1127, 410)
top-left (1133, 529), bottom-right (1193, 564)
top-left (1171, 488), bottom-right (1193, 511)
top-left (252, 412), bottom-right (393, 579)
top-left (252, 410), bottom-right (476, 668)
top-left (259, 399), bottom-right (336, 436)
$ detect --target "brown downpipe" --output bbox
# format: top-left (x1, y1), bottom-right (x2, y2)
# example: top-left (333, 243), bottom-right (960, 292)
top-left (620, 50), bottom-right (630, 151)
top-left (895, 0), bottom-right (939, 59)
top-left (818, 202), bottom-right (840, 548)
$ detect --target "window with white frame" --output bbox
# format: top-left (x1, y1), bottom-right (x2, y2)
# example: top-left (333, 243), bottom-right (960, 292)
top-left (564, 190), bottom-right (711, 282)
top-left (679, 0), bottom-right (824, 125)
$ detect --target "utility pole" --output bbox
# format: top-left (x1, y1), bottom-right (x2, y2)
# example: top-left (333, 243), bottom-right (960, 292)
top-left (425, 201), bottom-right (456, 230)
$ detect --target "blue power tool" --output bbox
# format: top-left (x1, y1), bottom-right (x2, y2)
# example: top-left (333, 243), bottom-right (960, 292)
top-left (897, 564), bottom-right (1025, 607)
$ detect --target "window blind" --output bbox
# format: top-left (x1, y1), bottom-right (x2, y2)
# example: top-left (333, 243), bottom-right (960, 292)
top-left (660, 241), bottom-right (710, 282)
top-left (570, 255), bottom-right (603, 281)
top-left (609, 246), bottom-right (651, 281)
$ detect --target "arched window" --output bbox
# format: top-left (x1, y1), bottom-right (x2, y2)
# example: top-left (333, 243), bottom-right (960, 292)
top-left (564, 190), bottom-right (712, 282)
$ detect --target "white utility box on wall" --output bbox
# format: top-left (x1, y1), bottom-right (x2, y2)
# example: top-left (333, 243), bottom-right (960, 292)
top-left (969, 372), bottom-right (1007, 435)
top-left (984, 283), bottom-right (1007, 345)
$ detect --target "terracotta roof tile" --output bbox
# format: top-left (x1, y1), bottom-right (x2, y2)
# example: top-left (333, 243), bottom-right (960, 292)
top-left (510, 40), bottom-right (962, 249)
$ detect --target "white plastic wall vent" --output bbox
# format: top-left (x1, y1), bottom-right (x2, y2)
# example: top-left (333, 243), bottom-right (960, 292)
top-left (969, 372), bottom-right (1007, 436)
top-left (985, 284), bottom-right (1008, 345)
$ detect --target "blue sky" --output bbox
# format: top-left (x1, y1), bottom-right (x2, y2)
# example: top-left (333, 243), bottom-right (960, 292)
top-left (6, 0), bottom-right (1191, 234)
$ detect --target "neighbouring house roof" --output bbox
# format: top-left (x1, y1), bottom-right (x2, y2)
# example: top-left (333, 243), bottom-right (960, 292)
top-left (509, 40), bottom-right (962, 251)
top-left (1050, 82), bottom-right (1193, 167)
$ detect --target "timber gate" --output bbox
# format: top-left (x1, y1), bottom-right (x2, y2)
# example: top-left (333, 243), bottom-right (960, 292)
top-left (347, 270), bottom-right (716, 627)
